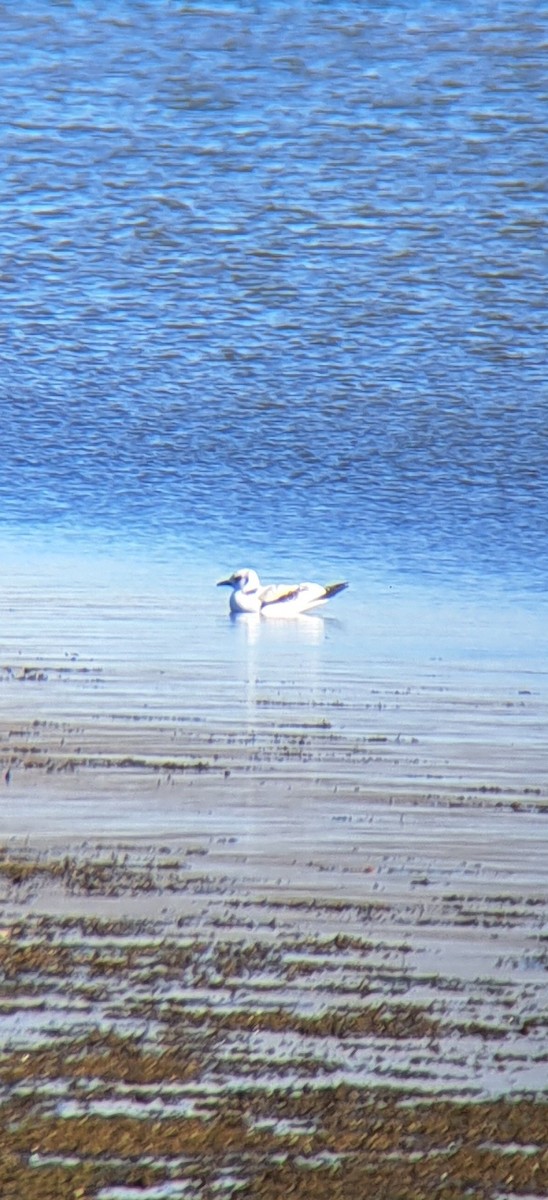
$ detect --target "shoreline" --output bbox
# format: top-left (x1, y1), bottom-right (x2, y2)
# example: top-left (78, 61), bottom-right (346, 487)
top-left (1, 604), bottom-right (547, 1197)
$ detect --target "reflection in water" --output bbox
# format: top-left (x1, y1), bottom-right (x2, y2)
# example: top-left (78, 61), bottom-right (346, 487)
top-left (230, 611), bottom-right (326, 646)
top-left (230, 610), bottom-right (326, 734)
top-left (1, 537), bottom-right (547, 848)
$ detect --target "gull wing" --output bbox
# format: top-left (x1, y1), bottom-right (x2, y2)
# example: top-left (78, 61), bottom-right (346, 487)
top-left (259, 581), bottom-right (328, 611)
top-left (258, 582), bottom-right (303, 606)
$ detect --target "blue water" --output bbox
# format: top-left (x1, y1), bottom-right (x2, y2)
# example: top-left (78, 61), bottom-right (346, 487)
top-left (0, 0), bottom-right (546, 592)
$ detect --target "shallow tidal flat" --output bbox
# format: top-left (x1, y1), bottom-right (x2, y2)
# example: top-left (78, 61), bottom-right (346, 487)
top-left (1, 651), bottom-right (547, 1198)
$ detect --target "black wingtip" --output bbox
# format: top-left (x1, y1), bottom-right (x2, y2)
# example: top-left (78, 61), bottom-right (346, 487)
top-left (324, 581), bottom-right (348, 600)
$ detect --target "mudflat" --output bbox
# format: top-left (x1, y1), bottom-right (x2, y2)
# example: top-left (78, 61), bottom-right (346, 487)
top-left (1, 639), bottom-right (547, 1198)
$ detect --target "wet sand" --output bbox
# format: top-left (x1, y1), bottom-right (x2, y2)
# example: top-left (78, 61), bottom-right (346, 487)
top-left (1, 640), bottom-right (547, 1200)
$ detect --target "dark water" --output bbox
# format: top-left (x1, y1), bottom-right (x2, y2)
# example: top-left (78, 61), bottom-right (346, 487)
top-left (1, 0), bottom-right (546, 587)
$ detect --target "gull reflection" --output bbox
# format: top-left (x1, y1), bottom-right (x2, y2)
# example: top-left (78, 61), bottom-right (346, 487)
top-left (231, 611), bottom-right (326, 645)
top-left (228, 611), bottom-right (328, 734)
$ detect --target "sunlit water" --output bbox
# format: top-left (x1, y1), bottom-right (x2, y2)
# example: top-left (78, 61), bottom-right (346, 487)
top-left (2, 529), bottom-right (547, 729)
top-left (0, 0), bottom-right (545, 590)
top-left (1, 3), bottom-right (546, 842)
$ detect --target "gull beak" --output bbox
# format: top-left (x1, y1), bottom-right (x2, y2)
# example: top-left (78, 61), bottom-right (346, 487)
top-left (217, 576), bottom-right (234, 587)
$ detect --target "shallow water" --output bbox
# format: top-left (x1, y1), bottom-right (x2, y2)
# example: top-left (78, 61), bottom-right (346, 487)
top-left (1, 533), bottom-right (547, 845)
top-left (1, 536), bottom-right (547, 1186)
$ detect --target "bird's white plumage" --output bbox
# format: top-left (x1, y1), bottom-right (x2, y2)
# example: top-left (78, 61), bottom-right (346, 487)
top-left (217, 568), bottom-right (348, 617)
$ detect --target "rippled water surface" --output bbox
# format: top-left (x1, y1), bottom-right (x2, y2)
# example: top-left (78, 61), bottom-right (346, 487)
top-left (1, 0), bottom-right (546, 587)
top-left (2, 16), bottom-right (547, 1182)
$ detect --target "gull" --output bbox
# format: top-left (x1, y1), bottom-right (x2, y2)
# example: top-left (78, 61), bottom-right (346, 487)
top-left (217, 567), bottom-right (348, 617)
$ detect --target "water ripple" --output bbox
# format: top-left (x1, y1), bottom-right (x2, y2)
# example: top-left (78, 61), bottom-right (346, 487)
top-left (0, 0), bottom-right (545, 586)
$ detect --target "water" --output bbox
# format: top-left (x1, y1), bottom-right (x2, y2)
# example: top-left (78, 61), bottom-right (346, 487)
top-left (1, 3), bottom-right (547, 847)
top-left (0, 0), bottom-right (545, 588)
top-left (2, 14), bottom-right (548, 1178)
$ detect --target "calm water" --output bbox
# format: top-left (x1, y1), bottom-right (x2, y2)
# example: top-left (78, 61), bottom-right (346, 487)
top-left (0, 0), bottom-right (546, 590)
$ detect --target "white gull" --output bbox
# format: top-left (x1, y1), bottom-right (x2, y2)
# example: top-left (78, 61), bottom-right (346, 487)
top-left (217, 567), bottom-right (348, 617)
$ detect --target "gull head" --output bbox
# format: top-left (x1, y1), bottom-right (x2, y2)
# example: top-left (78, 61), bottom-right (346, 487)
top-left (216, 568), bottom-right (261, 594)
